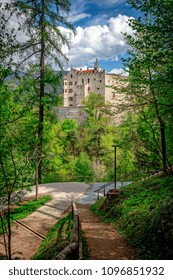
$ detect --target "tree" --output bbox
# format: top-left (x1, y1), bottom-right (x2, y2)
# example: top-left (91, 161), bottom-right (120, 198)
top-left (123, 0), bottom-right (173, 173)
top-left (0, 69), bottom-right (34, 259)
top-left (10, 0), bottom-right (75, 182)
top-left (74, 152), bottom-right (94, 182)
top-left (84, 93), bottom-right (109, 158)
top-left (83, 92), bottom-right (115, 180)
top-left (0, 3), bottom-right (17, 67)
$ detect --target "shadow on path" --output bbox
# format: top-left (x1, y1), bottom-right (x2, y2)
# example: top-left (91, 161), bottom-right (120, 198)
top-left (77, 203), bottom-right (136, 260)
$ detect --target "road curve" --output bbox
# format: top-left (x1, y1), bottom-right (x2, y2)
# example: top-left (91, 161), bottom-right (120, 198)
top-left (25, 182), bottom-right (91, 219)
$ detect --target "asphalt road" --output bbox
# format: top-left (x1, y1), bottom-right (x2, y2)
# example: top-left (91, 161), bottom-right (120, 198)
top-left (25, 181), bottom-right (131, 218)
top-left (25, 182), bottom-right (91, 219)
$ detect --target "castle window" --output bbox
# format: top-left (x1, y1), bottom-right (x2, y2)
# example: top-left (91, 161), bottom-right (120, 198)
top-left (88, 78), bottom-right (90, 83)
top-left (64, 89), bottom-right (67, 93)
top-left (88, 87), bottom-right (91, 92)
top-left (64, 81), bottom-right (67, 85)
top-left (69, 97), bottom-right (73, 101)
top-left (69, 89), bottom-right (73, 93)
top-left (100, 80), bottom-right (102, 83)
top-left (82, 79), bottom-right (84, 84)
top-left (69, 81), bottom-right (73, 85)
top-left (75, 81), bottom-right (77, 85)
top-left (97, 88), bottom-right (100, 90)
top-left (71, 74), bottom-right (73, 78)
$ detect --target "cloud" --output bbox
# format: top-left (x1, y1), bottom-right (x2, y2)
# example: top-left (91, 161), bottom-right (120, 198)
top-left (69, 13), bottom-right (91, 23)
top-left (69, 0), bottom-right (127, 26)
top-left (61, 14), bottom-right (133, 68)
top-left (69, 0), bottom-right (90, 24)
top-left (109, 68), bottom-right (129, 76)
top-left (67, 65), bottom-right (93, 71)
top-left (2, 2), bottom-right (132, 71)
top-left (1, 2), bottom-right (28, 43)
top-left (93, 0), bottom-right (126, 6)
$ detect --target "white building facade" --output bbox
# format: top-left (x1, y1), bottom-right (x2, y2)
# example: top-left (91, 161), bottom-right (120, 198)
top-left (63, 60), bottom-right (127, 107)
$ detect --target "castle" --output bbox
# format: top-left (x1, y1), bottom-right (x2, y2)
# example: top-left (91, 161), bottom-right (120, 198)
top-left (63, 59), bottom-right (127, 107)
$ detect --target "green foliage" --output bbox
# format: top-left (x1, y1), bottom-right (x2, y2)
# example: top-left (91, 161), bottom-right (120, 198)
top-left (0, 195), bottom-right (51, 235)
top-left (91, 176), bottom-right (173, 259)
top-left (0, 68), bottom-right (36, 200)
top-left (61, 118), bottom-right (78, 132)
top-left (14, 0), bottom-right (75, 68)
top-left (82, 230), bottom-right (90, 260)
top-left (122, 0), bottom-right (173, 172)
top-left (74, 152), bottom-right (94, 182)
top-left (42, 93), bottom-right (117, 182)
top-left (0, 6), bottom-right (17, 66)
top-left (84, 92), bottom-right (105, 120)
top-left (3, 0), bottom-right (76, 183)
top-left (90, 197), bottom-right (106, 214)
top-left (42, 119), bottom-right (78, 182)
top-left (32, 212), bottom-right (72, 260)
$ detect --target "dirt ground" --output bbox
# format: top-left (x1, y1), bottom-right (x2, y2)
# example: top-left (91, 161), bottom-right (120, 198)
top-left (0, 210), bottom-right (58, 260)
top-left (0, 203), bottom-right (135, 260)
top-left (0, 184), bottom-right (135, 260)
top-left (0, 182), bottom-right (89, 260)
top-left (76, 204), bottom-right (135, 260)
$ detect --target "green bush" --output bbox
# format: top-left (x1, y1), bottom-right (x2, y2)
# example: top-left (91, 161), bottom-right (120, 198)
top-left (74, 152), bottom-right (94, 182)
top-left (91, 175), bottom-right (173, 259)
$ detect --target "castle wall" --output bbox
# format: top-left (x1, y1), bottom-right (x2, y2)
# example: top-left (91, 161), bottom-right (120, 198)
top-left (105, 74), bottom-right (127, 105)
top-left (55, 105), bottom-right (126, 126)
top-left (63, 68), bottom-right (106, 106)
top-left (54, 106), bottom-right (87, 123)
top-left (62, 65), bottom-right (128, 126)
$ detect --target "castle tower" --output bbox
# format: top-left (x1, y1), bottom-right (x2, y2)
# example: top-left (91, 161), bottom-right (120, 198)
top-left (94, 58), bottom-right (101, 71)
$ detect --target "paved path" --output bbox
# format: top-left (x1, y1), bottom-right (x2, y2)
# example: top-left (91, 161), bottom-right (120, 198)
top-left (0, 182), bottom-right (90, 259)
top-left (25, 182), bottom-right (90, 219)
top-left (0, 182), bottom-right (133, 259)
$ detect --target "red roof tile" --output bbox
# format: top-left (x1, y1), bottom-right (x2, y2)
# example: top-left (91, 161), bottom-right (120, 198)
top-left (77, 69), bottom-right (95, 73)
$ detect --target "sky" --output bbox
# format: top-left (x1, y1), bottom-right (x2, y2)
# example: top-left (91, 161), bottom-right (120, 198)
top-left (1, 0), bottom-right (139, 75)
top-left (62, 0), bottom-right (139, 74)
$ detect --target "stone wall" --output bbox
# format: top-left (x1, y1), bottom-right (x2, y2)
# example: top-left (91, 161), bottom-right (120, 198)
top-left (55, 105), bottom-right (126, 126)
top-left (63, 68), bottom-right (106, 106)
top-left (54, 106), bottom-right (87, 123)
top-left (63, 67), bottom-right (128, 108)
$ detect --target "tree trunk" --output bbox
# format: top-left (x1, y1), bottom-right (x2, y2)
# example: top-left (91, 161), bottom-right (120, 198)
top-left (38, 0), bottom-right (45, 183)
top-left (148, 70), bottom-right (167, 175)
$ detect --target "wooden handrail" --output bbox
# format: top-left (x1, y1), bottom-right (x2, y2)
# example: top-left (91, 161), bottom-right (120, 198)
top-left (55, 201), bottom-right (82, 260)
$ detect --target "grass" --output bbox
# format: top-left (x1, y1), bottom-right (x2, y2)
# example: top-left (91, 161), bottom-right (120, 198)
top-left (91, 175), bottom-right (173, 260)
top-left (82, 230), bottom-right (90, 260)
top-left (32, 212), bottom-right (73, 260)
top-left (33, 213), bottom-right (90, 260)
top-left (0, 195), bottom-right (52, 235)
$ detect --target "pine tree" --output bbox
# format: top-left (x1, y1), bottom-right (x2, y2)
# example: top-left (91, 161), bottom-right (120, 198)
top-left (11, 0), bottom-right (75, 182)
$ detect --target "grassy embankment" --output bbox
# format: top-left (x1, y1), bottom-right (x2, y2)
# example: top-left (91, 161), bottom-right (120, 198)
top-left (0, 195), bottom-right (52, 234)
top-left (91, 175), bottom-right (173, 259)
top-left (33, 213), bottom-right (89, 260)
top-left (32, 212), bottom-right (73, 259)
